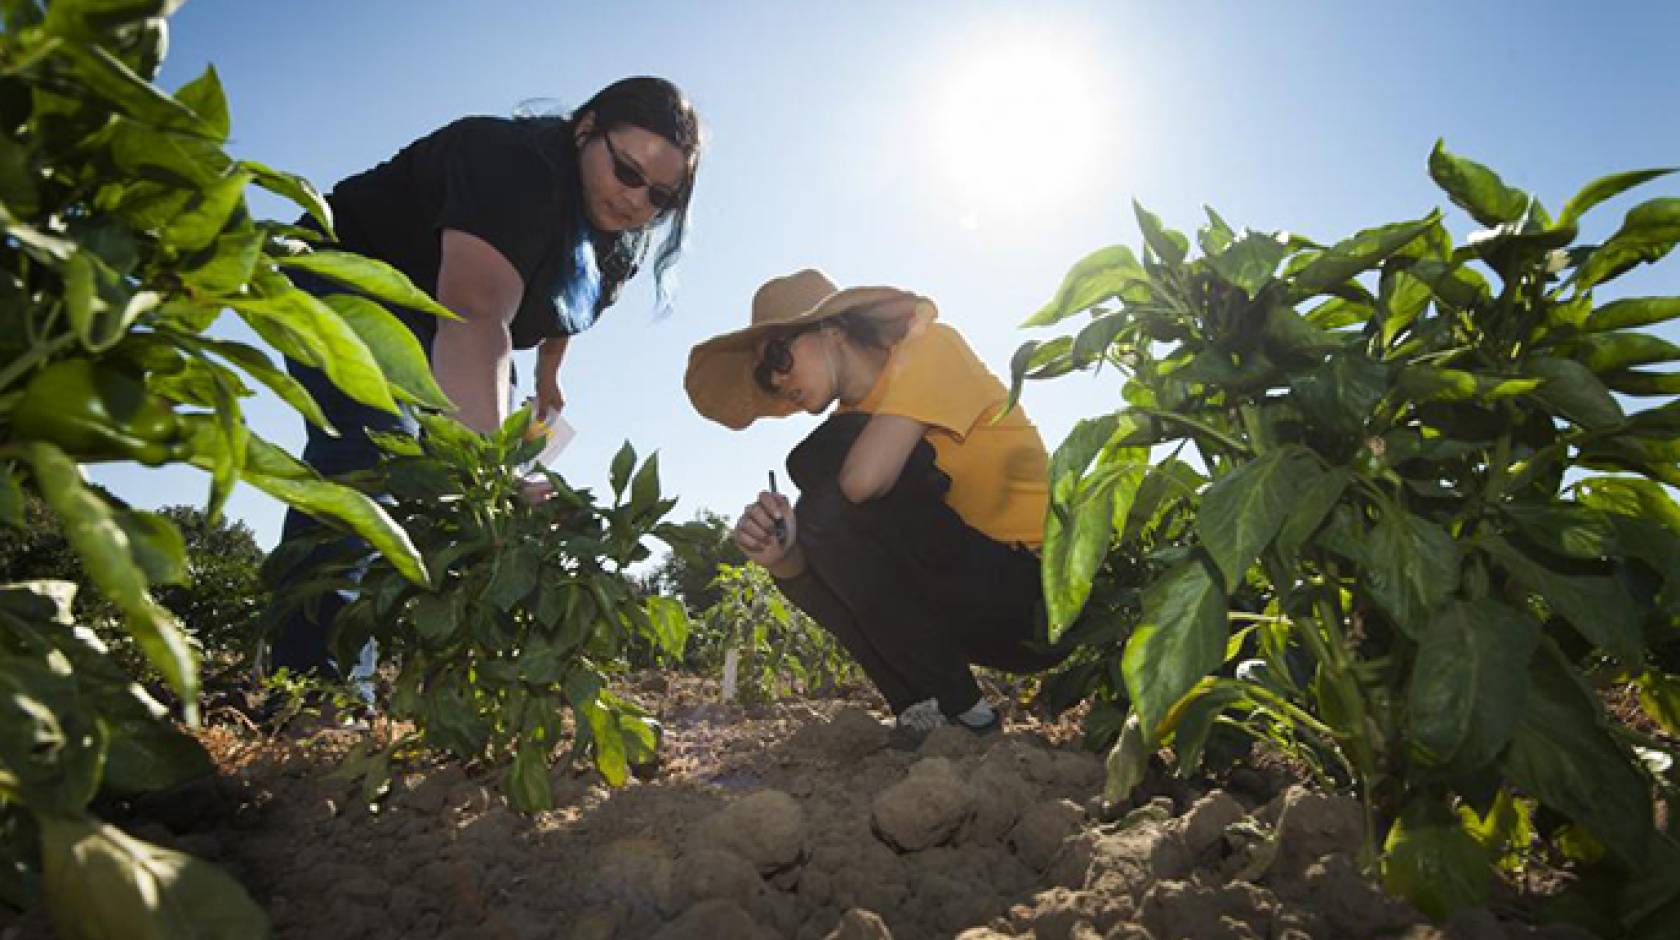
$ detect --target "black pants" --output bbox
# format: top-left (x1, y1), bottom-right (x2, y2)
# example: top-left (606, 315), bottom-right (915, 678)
top-left (774, 414), bottom-right (1070, 717)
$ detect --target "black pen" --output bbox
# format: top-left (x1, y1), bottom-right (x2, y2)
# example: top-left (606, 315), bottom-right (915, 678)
top-left (768, 470), bottom-right (788, 545)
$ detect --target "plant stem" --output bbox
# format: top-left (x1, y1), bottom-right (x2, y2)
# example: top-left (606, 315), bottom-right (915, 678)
top-left (0, 332), bottom-right (75, 395)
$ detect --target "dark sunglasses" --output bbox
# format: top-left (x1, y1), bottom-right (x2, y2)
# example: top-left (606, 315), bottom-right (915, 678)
top-left (600, 132), bottom-right (682, 212)
top-left (753, 331), bottom-right (806, 395)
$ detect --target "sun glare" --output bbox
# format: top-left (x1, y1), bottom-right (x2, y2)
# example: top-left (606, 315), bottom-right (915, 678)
top-left (934, 38), bottom-right (1107, 220)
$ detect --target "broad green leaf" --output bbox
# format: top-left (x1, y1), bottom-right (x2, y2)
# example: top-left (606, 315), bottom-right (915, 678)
top-left (112, 509), bottom-right (186, 587)
top-left (190, 337), bottom-right (334, 435)
top-left (1290, 214), bottom-right (1440, 299)
top-left (1198, 206), bottom-right (1236, 256)
top-left (1428, 140), bottom-right (1531, 228)
top-left (1558, 168), bottom-right (1676, 229)
top-left (231, 287), bottom-right (399, 415)
top-left (1122, 554), bottom-right (1227, 736)
top-left (0, 134), bottom-right (40, 216)
top-left (1304, 296), bottom-right (1372, 329)
top-left (411, 594), bottom-right (460, 645)
top-left (504, 743), bottom-right (553, 812)
top-left (1523, 357), bottom-right (1624, 429)
top-left (1638, 672), bottom-right (1680, 737)
top-left (1586, 297), bottom-right (1680, 333)
top-left (1263, 304), bottom-right (1342, 357)
top-left (1382, 800), bottom-right (1493, 920)
top-left (64, 250), bottom-right (153, 352)
top-left (275, 251), bottom-right (455, 320)
top-left (1379, 267), bottom-right (1432, 346)
top-left (25, 443), bottom-right (198, 720)
top-left (1196, 445), bottom-right (1320, 589)
top-left (106, 118), bottom-right (219, 188)
top-left (609, 442), bottom-right (636, 499)
top-left (1484, 536), bottom-right (1643, 661)
top-left (1134, 200), bottom-right (1189, 265)
top-left (644, 595), bottom-right (689, 658)
top-left (1408, 597), bottom-right (1538, 768)
top-left (159, 169), bottom-right (251, 252)
top-left (1500, 505), bottom-right (1617, 560)
top-left (172, 64), bottom-right (229, 141)
top-left (1207, 231), bottom-right (1288, 299)
top-left (1503, 642), bottom-right (1652, 868)
top-left (579, 699), bottom-right (628, 787)
top-left (1169, 681), bottom-right (1245, 774)
top-left (241, 160), bottom-right (333, 237)
top-left (1022, 245), bottom-right (1146, 327)
top-left (1602, 369), bottom-right (1680, 396)
top-left (1044, 460), bottom-right (1134, 639)
top-left (629, 451), bottom-right (661, 520)
top-left (1404, 258), bottom-right (1492, 310)
top-left (1559, 331), bottom-right (1680, 373)
top-left (483, 543), bottom-right (540, 611)
top-left (1103, 711), bottom-right (1150, 806)
top-left (53, 41), bottom-right (217, 138)
top-left (179, 224), bottom-right (262, 296)
top-left (1275, 468), bottom-right (1351, 559)
top-left (321, 293), bottom-right (453, 411)
top-left (1289, 353), bottom-right (1387, 437)
top-left (1359, 507), bottom-right (1458, 641)
top-left (241, 472), bottom-right (429, 588)
top-left (38, 814), bottom-right (269, 940)
top-left (1071, 313), bottom-right (1129, 366)
top-left (1574, 198), bottom-right (1680, 290)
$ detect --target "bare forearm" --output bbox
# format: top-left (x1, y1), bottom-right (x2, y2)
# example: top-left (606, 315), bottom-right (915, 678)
top-left (537, 335), bottom-right (569, 375)
top-left (431, 316), bottom-right (512, 435)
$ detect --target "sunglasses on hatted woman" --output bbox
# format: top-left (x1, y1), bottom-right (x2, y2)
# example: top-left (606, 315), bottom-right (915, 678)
top-left (753, 332), bottom-right (804, 395)
top-left (600, 132), bottom-right (682, 211)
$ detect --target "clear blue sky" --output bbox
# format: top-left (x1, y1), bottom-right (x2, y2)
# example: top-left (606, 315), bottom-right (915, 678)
top-left (90, 0), bottom-right (1680, 549)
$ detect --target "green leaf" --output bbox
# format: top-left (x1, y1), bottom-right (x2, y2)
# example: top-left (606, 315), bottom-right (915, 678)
top-left (1408, 598), bottom-right (1538, 768)
top-left (64, 250), bottom-right (154, 353)
top-left (106, 119), bottom-right (219, 188)
top-left (609, 442), bottom-right (636, 499)
top-left (1575, 198), bottom-right (1680, 290)
top-left (505, 743), bottom-right (554, 813)
top-left (1207, 230), bottom-right (1289, 300)
top-left (159, 169), bottom-right (251, 253)
top-left (1602, 369), bottom-right (1680, 396)
top-left (179, 224), bottom-right (262, 296)
top-left (644, 595), bottom-right (689, 658)
top-left (411, 594), bottom-right (460, 645)
top-left (53, 41), bottom-right (216, 137)
top-left (1289, 353), bottom-right (1387, 437)
top-left (1382, 800), bottom-right (1494, 920)
top-left (1585, 297), bottom-right (1680, 333)
top-left (1290, 214), bottom-right (1440, 300)
top-left (320, 294), bottom-right (453, 411)
top-left (483, 543), bottom-right (540, 611)
top-left (275, 251), bottom-right (455, 320)
top-left (240, 471), bottom-right (429, 588)
top-left (579, 699), bottom-right (628, 787)
top-left (1428, 140), bottom-right (1531, 228)
top-left (1557, 167), bottom-right (1676, 229)
top-left (1637, 672), bottom-right (1680, 737)
top-left (112, 509), bottom-right (186, 587)
top-left (1134, 200), bottom-right (1189, 265)
top-left (1197, 206), bottom-right (1235, 256)
top-left (241, 160), bottom-right (333, 237)
top-left (1022, 245), bottom-right (1146, 327)
top-left (0, 465), bottom-right (23, 529)
top-left (1482, 535), bottom-right (1643, 661)
top-left (1359, 507), bottom-right (1459, 641)
top-left (1043, 458), bottom-right (1136, 640)
top-left (172, 64), bottom-right (229, 141)
top-left (1500, 505), bottom-right (1617, 560)
top-left (1503, 642), bottom-right (1652, 868)
top-left (1122, 554), bottom-right (1227, 736)
top-left (190, 337), bottom-right (334, 435)
top-left (38, 814), bottom-right (269, 940)
top-left (1561, 332), bottom-right (1680, 373)
top-left (629, 451), bottom-right (661, 520)
top-left (1196, 445), bottom-right (1321, 589)
top-left (1523, 357), bottom-right (1625, 429)
top-left (230, 287), bottom-right (400, 415)
top-left (1276, 468), bottom-right (1351, 560)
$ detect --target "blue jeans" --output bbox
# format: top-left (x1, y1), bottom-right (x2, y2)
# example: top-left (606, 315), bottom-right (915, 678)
top-left (267, 267), bottom-right (427, 679)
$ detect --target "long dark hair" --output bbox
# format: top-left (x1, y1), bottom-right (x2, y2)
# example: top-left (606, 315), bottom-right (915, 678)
top-left (519, 76), bottom-right (703, 313)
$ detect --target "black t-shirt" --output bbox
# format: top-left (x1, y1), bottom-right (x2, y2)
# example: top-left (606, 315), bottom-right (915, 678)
top-left (326, 116), bottom-right (586, 350)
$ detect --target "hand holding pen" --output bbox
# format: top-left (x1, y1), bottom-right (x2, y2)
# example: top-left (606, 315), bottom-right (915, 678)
top-left (768, 471), bottom-right (788, 546)
top-left (732, 470), bottom-right (797, 570)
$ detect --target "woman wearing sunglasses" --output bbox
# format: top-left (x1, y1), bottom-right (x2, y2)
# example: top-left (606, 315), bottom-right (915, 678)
top-left (686, 270), bottom-right (1070, 749)
top-left (269, 76), bottom-right (702, 678)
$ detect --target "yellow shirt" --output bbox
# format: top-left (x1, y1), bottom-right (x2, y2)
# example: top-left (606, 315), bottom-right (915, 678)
top-left (841, 318), bottom-right (1050, 547)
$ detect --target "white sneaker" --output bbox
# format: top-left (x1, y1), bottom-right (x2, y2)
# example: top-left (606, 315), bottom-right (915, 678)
top-left (888, 698), bottom-right (947, 750)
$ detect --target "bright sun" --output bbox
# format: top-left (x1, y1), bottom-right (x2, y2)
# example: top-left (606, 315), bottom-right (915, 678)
top-left (933, 38), bottom-right (1107, 222)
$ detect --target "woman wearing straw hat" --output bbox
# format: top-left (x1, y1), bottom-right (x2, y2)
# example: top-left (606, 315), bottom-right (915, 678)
top-left (686, 269), bottom-right (1069, 748)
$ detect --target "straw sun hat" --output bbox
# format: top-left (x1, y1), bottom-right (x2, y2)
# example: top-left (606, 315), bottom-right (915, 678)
top-left (684, 269), bottom-right (930, 429)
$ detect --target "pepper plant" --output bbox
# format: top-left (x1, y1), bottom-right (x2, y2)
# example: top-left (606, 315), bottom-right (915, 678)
top-left (1013, 144), bottom-right (1680, 929)
top-left (283, 410), bottom-right (693, 812)
top-left (1, 0), bottom-right (453, 935)
top-left (696, 562), bottom-right (859, 705)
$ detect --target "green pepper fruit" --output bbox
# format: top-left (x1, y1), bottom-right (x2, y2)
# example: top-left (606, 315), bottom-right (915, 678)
top-left (9, 359), bottom-right (188, 466)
